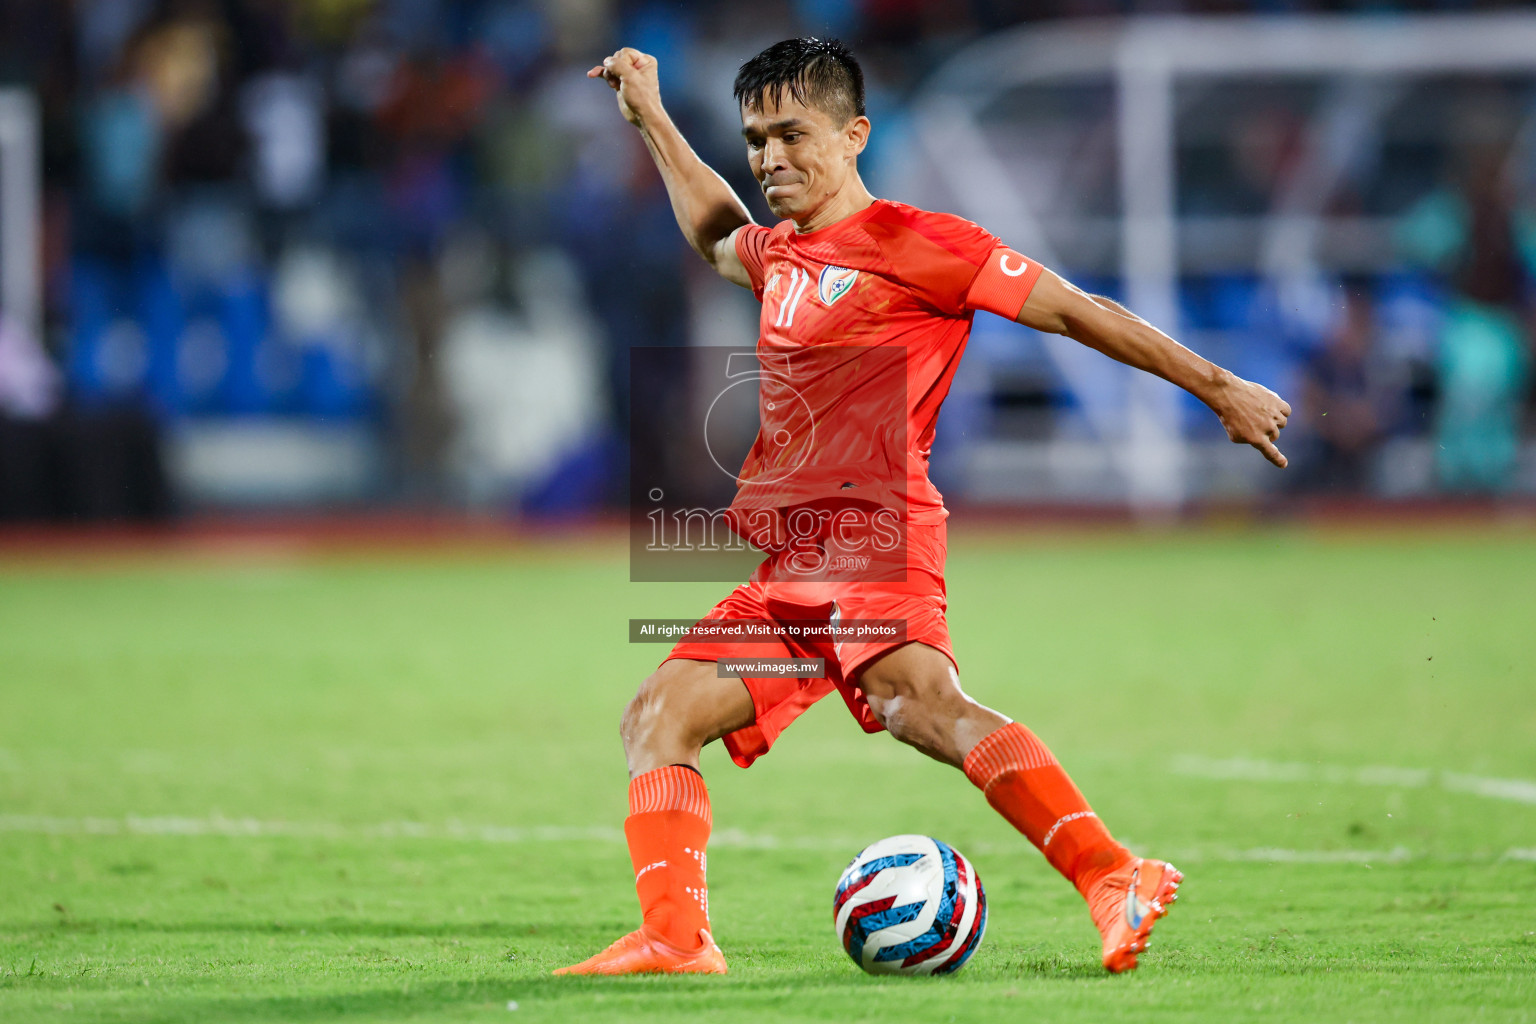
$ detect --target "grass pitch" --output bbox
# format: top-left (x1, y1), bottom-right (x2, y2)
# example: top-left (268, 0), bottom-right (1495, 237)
top-left (1, 524), bottom-right (1534, 1023)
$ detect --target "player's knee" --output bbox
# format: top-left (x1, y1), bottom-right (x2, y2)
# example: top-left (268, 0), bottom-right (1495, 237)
top-left (865, 691), bottom-right (906, 738)
top-left (619, 687), bottom-right (646, 743)
top-left (621, 669), bottom-right (710, 750)
top-left (621, 674), bottom-right (666, 745)
top-left (872, 694), bottom-right (939, 750)
top-left (866, 676), bottom-right (968, 751)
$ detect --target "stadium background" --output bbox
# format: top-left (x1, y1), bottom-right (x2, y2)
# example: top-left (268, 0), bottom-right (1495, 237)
top-left (1, 3), bottom-right (1534, 1023)
top-left (1, 0), bottom-right (1534, 518)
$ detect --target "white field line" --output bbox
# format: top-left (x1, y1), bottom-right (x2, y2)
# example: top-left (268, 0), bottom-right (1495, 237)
top-left (0, 814), bottom-right (823, 850)
top-left (0, 814), bottom-right (627, 845)
top-left (0, 813), bottom-right (1526, 865)
top-left (1441, 773), bottom-right (1536, 805)
top-left (1170, 755), bottom-right (1536, 806)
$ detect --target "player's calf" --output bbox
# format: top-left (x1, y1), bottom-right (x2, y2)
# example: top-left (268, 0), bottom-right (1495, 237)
top-left (555, 661), bottom-right (755, 977)
top-left (961, 722), bottom-right (1186, 971)
top-left (859, 646), bottom-right (1183, 972)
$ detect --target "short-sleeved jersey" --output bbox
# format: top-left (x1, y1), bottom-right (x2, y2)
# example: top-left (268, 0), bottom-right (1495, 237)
top-left (728, 199), bottom-right (1043, 530)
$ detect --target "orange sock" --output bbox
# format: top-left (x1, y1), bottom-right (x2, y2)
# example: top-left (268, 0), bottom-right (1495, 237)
top-left (963, 722), bottom-right (1131, 897)
top-left (624, 765), bottom-right (712, 950)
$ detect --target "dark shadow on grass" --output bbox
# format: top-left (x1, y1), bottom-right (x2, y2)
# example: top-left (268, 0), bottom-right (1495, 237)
top-left (1003, 955), bottom-right (1114, 980)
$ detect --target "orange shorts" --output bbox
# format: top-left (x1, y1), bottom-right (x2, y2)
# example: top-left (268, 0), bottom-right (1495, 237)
top-left (664, 521), bottom-right (953, 768)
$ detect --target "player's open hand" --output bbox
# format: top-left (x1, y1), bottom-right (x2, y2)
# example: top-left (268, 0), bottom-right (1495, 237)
top-left (587, 47), bottom-right (661, 127)
top-left (1213, 375), bottom-right (1292, 468)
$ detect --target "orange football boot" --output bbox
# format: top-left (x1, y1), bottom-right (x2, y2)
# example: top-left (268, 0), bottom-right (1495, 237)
top-left (1087, 857), bottom-right (1183, 973)
top-left (553, 927), bottom-right (727, 976)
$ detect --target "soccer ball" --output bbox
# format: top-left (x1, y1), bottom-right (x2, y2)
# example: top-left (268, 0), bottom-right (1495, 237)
top-left (833, 834), bottom-right (987, 975)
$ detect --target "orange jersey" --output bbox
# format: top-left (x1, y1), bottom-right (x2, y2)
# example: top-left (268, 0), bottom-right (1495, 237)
top-left (730, 199), bottom-right (1042, 529)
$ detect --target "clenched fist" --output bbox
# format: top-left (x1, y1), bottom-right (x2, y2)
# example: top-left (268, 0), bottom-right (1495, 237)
top-left (587, 47), bottom-right (663, 127)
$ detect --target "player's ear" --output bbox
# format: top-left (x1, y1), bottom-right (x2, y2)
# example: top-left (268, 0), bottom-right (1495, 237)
top-left (846, 115), bottom-right (870, 157)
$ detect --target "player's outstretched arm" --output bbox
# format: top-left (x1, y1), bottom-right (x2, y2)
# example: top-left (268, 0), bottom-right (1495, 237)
top-left (588, 48), bottom-right (756, 288)
top-left (1017, 269), bottom-right (1292, 467)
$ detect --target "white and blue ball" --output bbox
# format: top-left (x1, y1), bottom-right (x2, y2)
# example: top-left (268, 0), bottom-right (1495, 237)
top-left (833, 834), bottom-right (987, 975)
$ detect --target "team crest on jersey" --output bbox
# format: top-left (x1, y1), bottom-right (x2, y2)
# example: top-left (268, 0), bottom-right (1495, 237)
top-left (817, 265), bottom-right (859, 306)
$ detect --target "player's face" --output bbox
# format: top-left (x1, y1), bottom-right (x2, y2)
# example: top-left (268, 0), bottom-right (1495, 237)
top-left (741, 92), bottom-right (869, 221)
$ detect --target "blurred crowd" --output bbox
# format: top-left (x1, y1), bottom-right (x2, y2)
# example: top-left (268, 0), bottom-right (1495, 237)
top-left (0, 0), bottom-right (1533, 520)
top-left (1303, 164), bottom-right (1535, 497)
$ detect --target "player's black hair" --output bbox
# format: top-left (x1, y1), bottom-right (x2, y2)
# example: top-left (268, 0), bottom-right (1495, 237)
top-left (733, 37), bottom-right (866, 126)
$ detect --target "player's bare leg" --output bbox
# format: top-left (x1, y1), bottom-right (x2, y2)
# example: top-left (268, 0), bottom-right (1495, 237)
top-left (620, 658), bottom-right (756, 776)
top-left (858, 642), bottom-right (1182, 972)
top-left (554, 659), bottom-right (753, 976)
